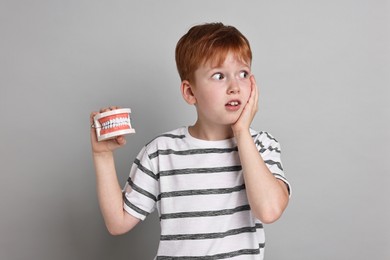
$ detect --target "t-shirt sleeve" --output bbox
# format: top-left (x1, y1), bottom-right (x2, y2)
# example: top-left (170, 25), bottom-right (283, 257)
top-left (254, 131), bottom-right (291, 196)
top-left (123, 146), bottom-right (159, 220)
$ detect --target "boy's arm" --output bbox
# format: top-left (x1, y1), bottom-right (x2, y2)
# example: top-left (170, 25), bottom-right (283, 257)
top-left (90, 108), bottom-right (140, 235)
top-left (232, 77), bottom-right (289, 224)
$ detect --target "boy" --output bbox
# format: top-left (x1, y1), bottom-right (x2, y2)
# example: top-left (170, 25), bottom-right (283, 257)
top-left (90, 22), bottom-right (291, 259)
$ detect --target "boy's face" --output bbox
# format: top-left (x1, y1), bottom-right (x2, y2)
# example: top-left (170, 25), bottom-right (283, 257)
top-left (190, 52), bottom-right (252, 128)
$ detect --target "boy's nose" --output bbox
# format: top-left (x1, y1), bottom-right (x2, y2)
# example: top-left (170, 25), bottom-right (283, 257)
top-left (227, 80), bottom-right (240, 94)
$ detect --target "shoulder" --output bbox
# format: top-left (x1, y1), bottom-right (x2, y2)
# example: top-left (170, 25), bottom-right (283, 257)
top-left (144, 127), bottom-right (187, 151)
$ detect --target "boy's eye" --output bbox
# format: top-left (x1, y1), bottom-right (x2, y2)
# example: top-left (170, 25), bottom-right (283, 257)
top-left (211, 73), bottom-right (224, 80)
top-left (239, 71), bottom-right (249, 79)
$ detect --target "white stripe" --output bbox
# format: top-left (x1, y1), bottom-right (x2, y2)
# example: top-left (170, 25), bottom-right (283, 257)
top-left (159, 190), bottom-right (249, 214)
top-left (160, 211), bottom-right (257, 235)
top-left (159, 171), bottom-right (244, 192)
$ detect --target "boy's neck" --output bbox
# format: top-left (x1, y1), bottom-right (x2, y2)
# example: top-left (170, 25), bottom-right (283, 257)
top-left (188, 122), bottom-right (234, 141)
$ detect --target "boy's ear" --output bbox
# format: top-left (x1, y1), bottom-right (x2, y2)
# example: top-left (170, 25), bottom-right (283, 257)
top-left (180, 80), bottom-right (197, 105)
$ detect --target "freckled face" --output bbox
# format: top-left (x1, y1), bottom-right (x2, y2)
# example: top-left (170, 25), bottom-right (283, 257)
top-left (191, 52), bottom-right (252, 127)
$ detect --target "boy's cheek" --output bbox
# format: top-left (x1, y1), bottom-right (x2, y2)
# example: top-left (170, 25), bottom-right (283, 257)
top-left (244, 86), bottom-right (252, 100)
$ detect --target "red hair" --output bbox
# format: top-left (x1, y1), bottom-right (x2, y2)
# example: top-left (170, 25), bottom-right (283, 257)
top-left (175, 23), bottom-right (252, 83)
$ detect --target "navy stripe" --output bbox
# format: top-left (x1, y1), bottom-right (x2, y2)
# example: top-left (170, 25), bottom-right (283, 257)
top-left (160, 204), bottom-right (250, 220)
top-left (149, 147), bottom-right (238, 159)
top-left (157, 184), bottom-right (246, 200)
top-left (123, 195), bottom-right (149, 216)
top-left (256, 140), bottom-right (281, 154)
top-left (159, 134), bottom-right (186, 139)
top-left (134, 158), bottom-right (159, 180)
top-left (160, 225), bottom-right (260, 241)
top-left (255, 139), bottom-right (265, 150)
top-left (264, 132), bottom-right (278, 142)
top-left (255, 223), bottom-right (263, 229)
top-left (264, 160), bottom-right (284, 171)
top-left (159, 165), bottom-right (242, 177)
top-left (156, 248), bottom-right (259, 260)
top-left (266, 146), bottom-right (281, 153)
top-left (127, 178), bottom-right (157, 202)
top-left (146, 133), bottom-right (185, 146)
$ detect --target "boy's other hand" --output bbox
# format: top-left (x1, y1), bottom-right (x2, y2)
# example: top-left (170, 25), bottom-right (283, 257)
top-left (231, 75), bottom-right (259, 136)
top-left (90, 106), bottom-right (127, 155)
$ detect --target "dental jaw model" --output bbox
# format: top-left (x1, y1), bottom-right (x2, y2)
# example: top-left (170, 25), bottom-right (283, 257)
top-left (93, 108), bottom-right (135, 141)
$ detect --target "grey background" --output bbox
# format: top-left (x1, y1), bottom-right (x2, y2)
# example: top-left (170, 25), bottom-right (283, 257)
top-left (1, 0), bottom-right (389, 259)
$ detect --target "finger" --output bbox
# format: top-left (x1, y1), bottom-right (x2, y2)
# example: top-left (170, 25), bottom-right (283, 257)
top-left (250, 75), bottom-right (257, 93)
top-left (115, 135), bottom-right (126, 146)
top-left (250, 75), bottom-right (259, 108)
top-left (90, 111), bottom-right (99, 124)
top-left (90, 111), bottom-right (102, 145)
top-left (100, 107), bottom-right (110, 113)
top-left (90, 112), bottom-right (99, 135)
top-left (99, 106), bottom-right (120, 113)
top-left (247, 76), bottom-right (256, 102)
top-left (105, 136), bottom-right (126, 150)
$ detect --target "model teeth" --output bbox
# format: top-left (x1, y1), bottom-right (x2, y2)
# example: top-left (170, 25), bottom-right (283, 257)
top-left (101, 117), bottom-right (130, 130)
top-left (228, 101), bottom-right (239, 106)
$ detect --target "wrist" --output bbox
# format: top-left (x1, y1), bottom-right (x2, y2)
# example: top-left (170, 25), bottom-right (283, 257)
top-left (93, 150), bottom-right (114, 160)
top-left (232, 127), bottom-right (251, 139)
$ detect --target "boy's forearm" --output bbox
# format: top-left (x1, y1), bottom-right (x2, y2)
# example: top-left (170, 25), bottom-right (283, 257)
top-left (93, 152), bottom-right (131, 234)
top-left (235, 130), bottom-right (289, 223)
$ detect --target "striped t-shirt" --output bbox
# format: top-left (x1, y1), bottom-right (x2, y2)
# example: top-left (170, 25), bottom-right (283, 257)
top-left (123, 126), bottom-right (290, 259)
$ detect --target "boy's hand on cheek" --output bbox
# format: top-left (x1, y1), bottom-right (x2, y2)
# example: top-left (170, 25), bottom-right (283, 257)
top-left (231, 75), bottom-right (259, 136)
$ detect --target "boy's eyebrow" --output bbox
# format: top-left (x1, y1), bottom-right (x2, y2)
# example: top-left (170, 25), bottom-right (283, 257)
top-left (208, 64), bottom-right (251, 70)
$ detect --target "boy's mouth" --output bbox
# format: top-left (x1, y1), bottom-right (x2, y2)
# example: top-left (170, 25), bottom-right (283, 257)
top-left (226, 100), bottom-right (241, 107)
top-left (225, 100), bottom-right (241, 110)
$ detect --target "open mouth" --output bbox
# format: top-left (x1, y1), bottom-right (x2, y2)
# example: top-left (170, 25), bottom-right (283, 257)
top-left (225, 100), bottom-right (241, 110)
top-left (93, 108), bottom-right (135, 141)
top-left (226, 101), bottom-right (240, 106)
